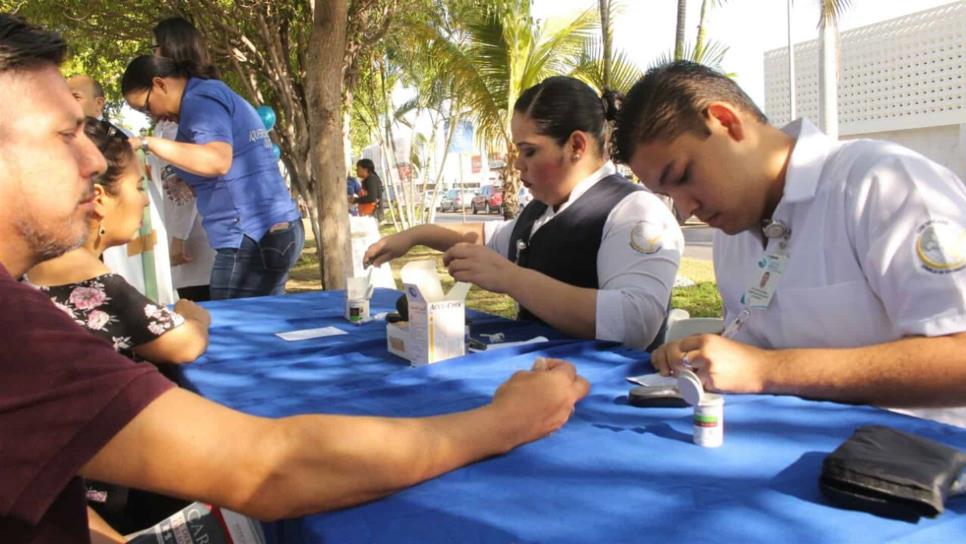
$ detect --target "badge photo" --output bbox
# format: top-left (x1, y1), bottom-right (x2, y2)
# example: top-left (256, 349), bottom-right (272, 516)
top-left (630, 221), bottom-right (663, 254)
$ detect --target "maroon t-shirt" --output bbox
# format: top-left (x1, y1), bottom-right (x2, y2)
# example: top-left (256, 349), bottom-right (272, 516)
top-left (0, 264), bottom-right (175, 543)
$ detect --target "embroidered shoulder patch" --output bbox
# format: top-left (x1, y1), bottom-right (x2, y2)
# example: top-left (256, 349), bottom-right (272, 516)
top-left (630, 221), bottom-right (663, 254)
top-left (915, 219), bottom-right (966, 274)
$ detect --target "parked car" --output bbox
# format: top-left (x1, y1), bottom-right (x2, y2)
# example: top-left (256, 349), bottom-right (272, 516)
top-left (439, 189), bottom-right (457, 212)
top-left (422, 190), bottom-right (443, 212)
top-left (472, 185), bottom-right (504, 214)
top-left (439, 189), bottom-right (476, 213)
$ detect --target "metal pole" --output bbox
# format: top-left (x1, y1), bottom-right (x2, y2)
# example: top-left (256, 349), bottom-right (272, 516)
top-left (787, 0), bottom-right (797, 120)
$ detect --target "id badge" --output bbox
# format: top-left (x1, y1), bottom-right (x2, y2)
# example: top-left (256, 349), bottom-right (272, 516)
top-left (744, 251), bottom-right (788, 309)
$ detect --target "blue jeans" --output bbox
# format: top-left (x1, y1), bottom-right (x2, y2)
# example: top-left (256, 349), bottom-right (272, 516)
top-left (210, 220), bottom-right (305, 300)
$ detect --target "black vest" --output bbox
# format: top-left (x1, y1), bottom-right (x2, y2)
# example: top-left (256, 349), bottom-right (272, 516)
top-left (508, 174), bottom-right (643, 322)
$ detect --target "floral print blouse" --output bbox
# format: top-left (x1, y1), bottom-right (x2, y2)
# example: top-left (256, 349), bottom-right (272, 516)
top-left (33, 273), bottom-right (185, 360)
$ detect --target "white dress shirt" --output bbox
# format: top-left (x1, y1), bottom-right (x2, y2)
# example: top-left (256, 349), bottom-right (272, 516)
top-left (715, 119), bottom-right (966, 427)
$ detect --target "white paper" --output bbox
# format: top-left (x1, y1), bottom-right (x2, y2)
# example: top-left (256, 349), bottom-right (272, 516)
top-left (276, 326), bottom-right (348, 341)
top-left (625, 372), bottom-right (678, 387)
top-left (401, 259), bottom-right (445, 301)
top-left (347, 276), bottom-right (367, 299)
top-left (446, 281), bottom-right (472, 301)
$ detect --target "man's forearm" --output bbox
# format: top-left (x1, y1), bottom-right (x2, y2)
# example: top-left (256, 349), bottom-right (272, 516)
top-left (249, 405), bottom-right (514, 518)
top-left (762, 333), bottom-right (966, 407)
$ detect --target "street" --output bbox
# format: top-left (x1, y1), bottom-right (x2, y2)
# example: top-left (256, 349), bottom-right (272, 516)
top-left (682, 223), bottom-right (713, 261)
top-left (433, 211), bottom-right (505, 224)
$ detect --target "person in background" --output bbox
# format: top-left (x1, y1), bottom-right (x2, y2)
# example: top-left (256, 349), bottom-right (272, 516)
top-left (365, 76), bottom-right (683, 349)
top-left (121, 54), bottom-right (304, 300)
top-left (0, 17), bottom-right (589, 542)
top-left (67, 74), bottom-right (106, 119)
top-left (617, 60), bottom-right (966, 427)
top-left (149, 16), bottom-right (217, 302)
top-left (353, 158), bottom-right (383, 219)
top-left (347, 172), bottom-right (361, 216)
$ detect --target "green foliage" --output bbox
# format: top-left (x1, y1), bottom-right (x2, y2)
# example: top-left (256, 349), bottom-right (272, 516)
top-left (569, 37), bottom-right (643, 94)
top-left (2, 0), bottom-right (160, 103)
top-left (650, 38), bottom-right (731, 73)
top-left (818, 0), bottom-right (853, 28)
top-left (424, 0), bottom-right (598, 150)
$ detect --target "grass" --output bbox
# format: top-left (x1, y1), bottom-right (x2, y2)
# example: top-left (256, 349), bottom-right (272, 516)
top-left (285, 219), bottom-right (723, 319)
top-left (672, 258), bottom-right (722, 318)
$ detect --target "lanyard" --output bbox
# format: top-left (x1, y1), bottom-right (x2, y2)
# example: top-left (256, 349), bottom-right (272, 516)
top-left (722, 220), bottom-right (791, 339)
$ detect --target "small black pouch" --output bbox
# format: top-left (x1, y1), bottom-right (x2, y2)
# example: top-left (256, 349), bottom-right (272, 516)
top-left (820, 425), bottom-right (966, 520)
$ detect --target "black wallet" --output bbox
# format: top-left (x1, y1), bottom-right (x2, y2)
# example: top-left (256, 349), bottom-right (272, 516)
top-left (820, 425), bottom-right (966, 520)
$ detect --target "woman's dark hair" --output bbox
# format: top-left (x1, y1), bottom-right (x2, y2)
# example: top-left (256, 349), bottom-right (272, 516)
top-left (513, 76), bottom-right (619, 156)
top-left (84, 117), bottom-right (134, 195)
top-left (152, 16), bottom-right (219, 79)
top-left (121, 54), bottom-right (214, 94)
top-left (356, 158), bottom-right (376, 174)
top-left (615, 61), bottom-right (767, 163)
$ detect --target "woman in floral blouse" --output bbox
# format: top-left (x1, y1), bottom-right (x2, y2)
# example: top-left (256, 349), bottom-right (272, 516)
top-left (26, 117), bottom-right (210, 365)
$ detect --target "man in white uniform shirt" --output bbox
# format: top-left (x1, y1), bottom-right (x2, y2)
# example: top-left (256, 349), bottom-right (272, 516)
top-left (617, 61), bottom-right (966, 427)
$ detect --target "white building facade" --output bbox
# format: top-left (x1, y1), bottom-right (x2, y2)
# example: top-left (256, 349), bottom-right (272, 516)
top-left (764, 1), bottom-right (966, 179)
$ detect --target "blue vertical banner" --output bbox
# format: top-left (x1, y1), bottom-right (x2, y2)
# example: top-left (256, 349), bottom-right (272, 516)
top-left (446, 120), bottom-right (474, 154)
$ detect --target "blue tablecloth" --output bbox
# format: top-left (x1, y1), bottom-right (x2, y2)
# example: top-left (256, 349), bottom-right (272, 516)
top-left (179, 290), bottom-right (966, 543)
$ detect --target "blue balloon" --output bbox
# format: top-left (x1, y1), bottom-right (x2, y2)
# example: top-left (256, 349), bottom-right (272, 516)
top-left (271, 143), bottom-right (282, 160)
top-left (257, 105), bottom-right (277, 131)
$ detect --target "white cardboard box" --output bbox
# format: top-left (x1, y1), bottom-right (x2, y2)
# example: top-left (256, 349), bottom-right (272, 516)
top-left (387, 260), bottom-right (470, 366)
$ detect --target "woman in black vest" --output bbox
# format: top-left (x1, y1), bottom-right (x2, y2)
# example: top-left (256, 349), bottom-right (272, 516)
top-left (364, 76), bottom-right (682, 349)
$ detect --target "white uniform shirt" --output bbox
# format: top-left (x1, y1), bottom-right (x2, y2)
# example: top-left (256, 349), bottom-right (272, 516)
top-left (715, 119), bottom-right (966, 427)
top-left (485, 162), bottom-right (684, 348)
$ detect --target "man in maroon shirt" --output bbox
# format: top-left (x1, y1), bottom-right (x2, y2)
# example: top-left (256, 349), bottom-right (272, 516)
top-left (0, 15), bottom-right (589, 544)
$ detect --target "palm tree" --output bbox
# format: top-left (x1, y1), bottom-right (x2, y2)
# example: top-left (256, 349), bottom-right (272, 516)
top-left (425, 0), bottom-right (598, 218)
top-left (598, 0), bottom-right (613, 87)
top-left (818, 0), bottom-right (851, 139)
top-left (694, 0), bottom-right (730, 63)
top-left (654, 0), bottom-right (731, 73)
top-left (571, 1), bottom-right (643, 95)
top-left (570, 39), bottom-right (645, 95)
top-left (674, 0), bottom-right (688, 60)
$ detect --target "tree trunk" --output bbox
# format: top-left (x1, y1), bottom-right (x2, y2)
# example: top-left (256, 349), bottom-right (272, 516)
top-left (819, 19), bottom-right (838, 139)
top-left (694, 0), bottom-right (711, 62)
top-left (427, 107), bottom-right (462, 222)
top-left (308, 0), bottom-right (351, 290)
top-left (598, 0), bottom-right (612, 88)
top-left (501, 143), bottom-right (520, 219)
top-left (674, 0), bottom-right (688, 61)
top-left (787, 0), bottom-right (796, 120)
